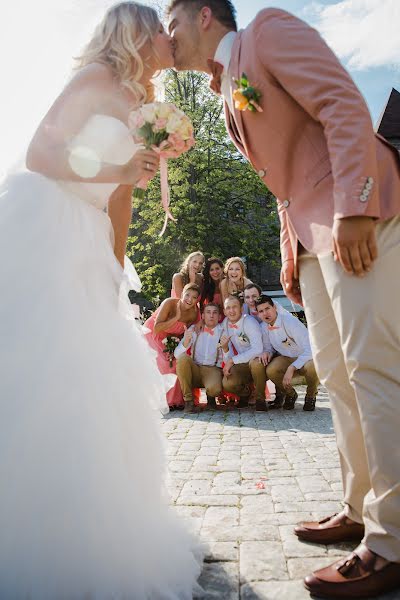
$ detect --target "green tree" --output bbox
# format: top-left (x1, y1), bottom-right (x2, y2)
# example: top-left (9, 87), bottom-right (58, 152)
top-left (127, 71), bottom-right (280, 305)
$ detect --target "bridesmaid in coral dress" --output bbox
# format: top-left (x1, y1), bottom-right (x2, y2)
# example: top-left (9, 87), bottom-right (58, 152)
top-left (143, 283), bottom-right (200, 409)
top-left (171, 251), bottom-right (204, 298)
top-left (201, 257), bottom-right (225, 322)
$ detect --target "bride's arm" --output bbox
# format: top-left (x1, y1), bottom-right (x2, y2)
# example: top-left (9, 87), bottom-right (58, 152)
top-left (26, 63), bottom-right (158, 184)
top-left (108, 185), bottom-right (133, 267)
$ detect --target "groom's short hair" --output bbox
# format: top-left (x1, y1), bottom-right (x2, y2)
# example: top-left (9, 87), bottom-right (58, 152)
top-left (167, 0), bottom-right (237, 31)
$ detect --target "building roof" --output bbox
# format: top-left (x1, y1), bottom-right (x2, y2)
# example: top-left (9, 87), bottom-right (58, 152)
top-left (376, 88), bottom-right (400, 139)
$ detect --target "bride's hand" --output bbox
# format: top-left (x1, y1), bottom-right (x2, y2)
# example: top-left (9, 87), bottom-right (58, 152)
top-left (122, 149), bottom-right (160, 185)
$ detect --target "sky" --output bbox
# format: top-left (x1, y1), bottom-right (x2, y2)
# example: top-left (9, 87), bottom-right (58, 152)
top-left (0, 0), bottom-right (399, 175)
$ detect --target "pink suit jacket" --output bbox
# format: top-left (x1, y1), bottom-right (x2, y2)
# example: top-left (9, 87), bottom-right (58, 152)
top-left (224, 9), bottom-right (400, 271)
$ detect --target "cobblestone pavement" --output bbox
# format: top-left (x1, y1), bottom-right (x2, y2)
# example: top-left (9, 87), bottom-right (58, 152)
top-left (161, 387), bottom-right (400, 600)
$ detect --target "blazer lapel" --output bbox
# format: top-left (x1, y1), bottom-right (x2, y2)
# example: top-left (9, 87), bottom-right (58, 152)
top-left (228, 31), bottom-right (251, 157)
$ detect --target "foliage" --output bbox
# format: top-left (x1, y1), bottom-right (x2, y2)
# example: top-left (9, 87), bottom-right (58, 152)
top-left (127, 70), bottom-right (280, 305)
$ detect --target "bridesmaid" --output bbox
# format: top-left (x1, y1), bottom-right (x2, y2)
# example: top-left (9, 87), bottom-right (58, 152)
top-left (171, 251), bottom-right (204, 298)
top-left (201, 257), bottom-right (225, 322)
top-left (220, 256), bottom-right (252, 305)
top-left (143, 283), bottom-right (201, 409)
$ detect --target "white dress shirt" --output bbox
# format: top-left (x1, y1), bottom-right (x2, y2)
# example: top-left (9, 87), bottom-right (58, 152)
top-left (174, 324), bottom-right (224, 367)
top-left (261, 311), bottom-right (313, 370)
top-left (222, 315), bottom-right (263, 365)
top-left (214, 31), bottom-right (237, 114)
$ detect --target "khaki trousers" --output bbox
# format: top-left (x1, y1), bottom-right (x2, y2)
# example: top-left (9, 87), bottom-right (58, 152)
top-left (298, 215), bottom-right (400, 561)
top-left (176, 354), bottom-right (222, 402)
top-left (266, 355), bottom-right (319, 398)
top-left (222, 359), bottom-right (266, 400)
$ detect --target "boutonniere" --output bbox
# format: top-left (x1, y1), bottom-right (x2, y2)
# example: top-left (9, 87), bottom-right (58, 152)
top-left (238, 332), bottom-right (250, 344)
top-left (232, 73), bottom-right (263, 113)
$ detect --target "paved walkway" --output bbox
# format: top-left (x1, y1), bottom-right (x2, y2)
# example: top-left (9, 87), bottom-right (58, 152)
top-left (161, 387), bottom-right (399, 600)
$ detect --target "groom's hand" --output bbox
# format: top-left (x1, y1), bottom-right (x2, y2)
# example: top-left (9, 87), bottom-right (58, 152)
top-left (332, 216), bottom-right (378, 277)
top-left (281, 260), bottom-right (303, 306)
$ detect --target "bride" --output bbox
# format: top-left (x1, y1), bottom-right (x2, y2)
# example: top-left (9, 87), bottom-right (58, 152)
top-left (0, 2), bottom-right (203, 597)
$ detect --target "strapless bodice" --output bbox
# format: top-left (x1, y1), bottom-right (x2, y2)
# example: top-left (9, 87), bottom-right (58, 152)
top-left (58, 114), bottom-right (137, 210)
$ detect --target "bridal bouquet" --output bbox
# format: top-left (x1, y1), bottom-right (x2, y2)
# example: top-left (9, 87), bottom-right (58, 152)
top-left (128, 102), bottom-right (195, 235)
top-left (162, 335), bottom-right (182, 368)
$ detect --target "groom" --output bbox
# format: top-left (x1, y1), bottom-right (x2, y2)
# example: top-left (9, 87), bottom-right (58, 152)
top-left (167, 1), bottom-right (400, 597)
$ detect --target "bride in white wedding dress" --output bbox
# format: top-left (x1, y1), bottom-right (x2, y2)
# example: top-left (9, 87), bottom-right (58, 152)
top-left (0, 3), bottom-right (203, 598)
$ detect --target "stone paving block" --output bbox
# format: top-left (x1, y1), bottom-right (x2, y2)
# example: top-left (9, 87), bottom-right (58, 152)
top-left (270, 485), bottom-right (303, 501)
top-left (240, 541), bottom-right (288, 582)
top-left (287, 555), bottom-right (345, 579)
top-left (240, 580), bottom-right (312, 599)
top-left (274, 500), bottom-right (340, 514)
top-left (197, 562), bottom-right (239, 600)
top-left (280, 530), bottom-right (328, 558)
top-left (180, 479), bottom-right (212, 496)
top-left (168, 460), bottom-right (193, 472)
top-left (304, 491), bottom-right (343, 501)
top-left (240, 495), bottom-right (274, 513)
top-left (203, 506), bottom-right (239, 527)
top-left (176, 494), bottom-right (239, 506)
top-left (200, 524), bottom-right (280, 543)
top-left (198, 447), bottom-right (220, 456)
top-left (296, 475), bottom-right (332, 493)
top-left (205, 541), bottom-right (239, 562)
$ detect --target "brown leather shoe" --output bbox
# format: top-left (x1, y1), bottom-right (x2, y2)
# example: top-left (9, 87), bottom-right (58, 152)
top-left (304, 546), bottom-right (400, 598)
top-left (294, 512), bottom-right (364, 544)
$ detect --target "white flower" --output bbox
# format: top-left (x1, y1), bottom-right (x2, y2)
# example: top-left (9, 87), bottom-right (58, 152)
top-left (166, 113), bottom-right (182, 134)
top-left (141, 103), bottom-right (157, 123)
top-left (162, 337), bottom-right (168, 345)
top-left (157, 103), bottom-right (174, 119)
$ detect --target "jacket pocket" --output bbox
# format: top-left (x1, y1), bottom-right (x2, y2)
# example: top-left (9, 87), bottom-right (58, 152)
top-left (306, 154), bottom-right (332, 188)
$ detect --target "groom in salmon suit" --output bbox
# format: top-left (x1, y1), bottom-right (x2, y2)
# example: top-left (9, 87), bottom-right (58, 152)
top-left (167, 1), bottom-right (400, 597)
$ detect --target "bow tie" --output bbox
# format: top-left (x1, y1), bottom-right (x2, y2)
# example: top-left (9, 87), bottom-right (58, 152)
top-left (229, 323), bottom-right (239, 329)
top-left (203, 326), bottom-right (215, 336)
top-left (268, 325), bottom-right (280, 331)
top-left (207, 59), bottom-right (224, 95)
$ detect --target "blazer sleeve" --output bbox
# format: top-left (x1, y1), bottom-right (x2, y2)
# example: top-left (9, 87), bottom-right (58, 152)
top-left (277, 200), bottom-right (294, 263)
top-left (254, 9), bottom-right (380, 220)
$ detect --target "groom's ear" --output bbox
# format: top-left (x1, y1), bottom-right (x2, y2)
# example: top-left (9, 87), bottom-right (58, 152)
top-left (199, 6), bottom-right (213, 30)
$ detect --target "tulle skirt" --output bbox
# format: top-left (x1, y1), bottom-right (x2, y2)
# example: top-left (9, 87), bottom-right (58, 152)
top-left (0, 171), bottom-right (203, 598)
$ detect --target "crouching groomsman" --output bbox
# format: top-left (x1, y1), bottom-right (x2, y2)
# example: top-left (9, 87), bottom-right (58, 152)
top-left (175, 303), bottom-right (223, 413)
top-left (221, 295), bottom-right (267, 410)
top-left (256, 294), bottom-right (319, 411)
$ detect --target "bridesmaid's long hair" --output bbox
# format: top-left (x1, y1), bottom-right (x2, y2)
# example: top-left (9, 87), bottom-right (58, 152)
top-left (201, 257), bottom-right (224, 303)
top-left (179, 251), bottom-right (205, 286)
top-left (75, 2), bottom-right (159, 104)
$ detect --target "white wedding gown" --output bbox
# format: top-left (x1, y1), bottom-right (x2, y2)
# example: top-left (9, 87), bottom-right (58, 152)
top-left (0, 115), bottom-right (203, 598)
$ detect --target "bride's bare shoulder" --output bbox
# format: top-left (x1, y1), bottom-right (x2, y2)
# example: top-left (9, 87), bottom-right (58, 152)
top-left (65, 63), bottom-right (116, 96)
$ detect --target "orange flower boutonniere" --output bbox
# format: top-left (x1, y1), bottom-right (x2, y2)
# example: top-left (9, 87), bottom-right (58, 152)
top-left (232, 73), bottom-right (263, 113)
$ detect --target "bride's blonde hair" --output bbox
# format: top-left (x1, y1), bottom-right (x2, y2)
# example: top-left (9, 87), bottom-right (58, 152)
top-left (75, 1), bottom-right (159, 105)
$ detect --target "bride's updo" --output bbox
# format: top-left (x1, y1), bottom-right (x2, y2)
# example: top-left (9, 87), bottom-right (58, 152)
top-left (76, 1), bottom-right (159, 104)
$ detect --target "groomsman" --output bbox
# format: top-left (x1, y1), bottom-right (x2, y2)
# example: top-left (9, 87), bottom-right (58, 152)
top-left (256, 294), bottom-right (319, 411)
top-left (220, 295), bottom-right (266, 410)
top-left (174, 303), bottom-right (223, 412)
top-left (243, 283), bottom-right (262, 322)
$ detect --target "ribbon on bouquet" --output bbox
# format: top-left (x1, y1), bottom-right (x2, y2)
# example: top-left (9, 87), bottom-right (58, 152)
top-left (134, 153), bottom-right (176, 237)
top-left (159, 155), bottom-right (176, 237)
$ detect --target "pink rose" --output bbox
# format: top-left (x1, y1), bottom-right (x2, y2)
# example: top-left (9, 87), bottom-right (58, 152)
top-left (154, 118), bottom-right (167, 131)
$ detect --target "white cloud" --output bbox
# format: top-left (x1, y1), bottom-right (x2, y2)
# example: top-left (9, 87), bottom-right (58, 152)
top-left (305, 0), bottom-right (400, 70)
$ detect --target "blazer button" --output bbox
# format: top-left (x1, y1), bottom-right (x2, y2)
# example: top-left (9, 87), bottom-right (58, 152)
top-left (360, 192), bottom-right (368, 202)
top-left (282, 199), bottom-right (290, 208)
top-left (258, 169), bottom-right (266, 178)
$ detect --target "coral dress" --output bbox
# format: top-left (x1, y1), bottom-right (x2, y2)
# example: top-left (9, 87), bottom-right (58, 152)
top-left (143, 308), bottom-right (187, 408)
